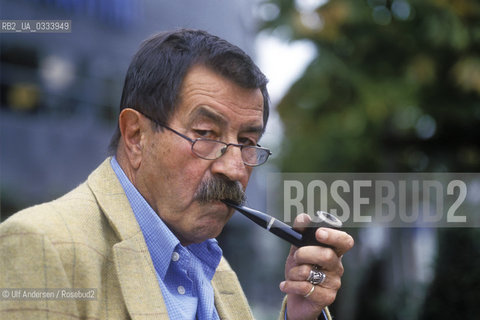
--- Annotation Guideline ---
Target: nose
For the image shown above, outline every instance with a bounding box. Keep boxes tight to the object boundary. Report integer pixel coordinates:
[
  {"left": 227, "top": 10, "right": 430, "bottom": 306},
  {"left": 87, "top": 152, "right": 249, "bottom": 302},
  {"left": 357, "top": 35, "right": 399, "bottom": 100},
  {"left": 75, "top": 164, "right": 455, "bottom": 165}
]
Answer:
[{"left": 210, "top": 144, "right": 249, "bottom": 184}]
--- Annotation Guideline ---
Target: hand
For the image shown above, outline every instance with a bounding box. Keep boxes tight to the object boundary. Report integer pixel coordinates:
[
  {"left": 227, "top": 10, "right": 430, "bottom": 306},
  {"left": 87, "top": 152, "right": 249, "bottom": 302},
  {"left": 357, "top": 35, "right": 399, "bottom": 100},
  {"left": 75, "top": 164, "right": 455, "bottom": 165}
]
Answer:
[{"left": 280, "top": 213, "right": 354, "bottom": 320}]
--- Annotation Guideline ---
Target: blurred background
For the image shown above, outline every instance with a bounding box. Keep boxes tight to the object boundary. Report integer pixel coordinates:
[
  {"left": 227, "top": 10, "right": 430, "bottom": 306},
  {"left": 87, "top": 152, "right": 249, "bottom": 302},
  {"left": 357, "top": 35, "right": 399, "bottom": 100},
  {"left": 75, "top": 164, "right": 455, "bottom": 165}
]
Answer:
[{"left": 1, "top": 0, "right": 479, "bottom": 319}]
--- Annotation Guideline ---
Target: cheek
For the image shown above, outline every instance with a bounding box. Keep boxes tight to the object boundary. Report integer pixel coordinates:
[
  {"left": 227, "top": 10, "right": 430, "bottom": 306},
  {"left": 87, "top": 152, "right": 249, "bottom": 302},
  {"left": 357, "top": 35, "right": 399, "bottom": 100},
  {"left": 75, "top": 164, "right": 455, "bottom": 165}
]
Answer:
[
  {"left": 142, "top": 138, "right": 184, "bottom": 194},
  {"left": 162, "top": 157, "right": 211, "bottom": 201},
  {"left": 149, "top": 135, "right": 189, "bottom": 177}
]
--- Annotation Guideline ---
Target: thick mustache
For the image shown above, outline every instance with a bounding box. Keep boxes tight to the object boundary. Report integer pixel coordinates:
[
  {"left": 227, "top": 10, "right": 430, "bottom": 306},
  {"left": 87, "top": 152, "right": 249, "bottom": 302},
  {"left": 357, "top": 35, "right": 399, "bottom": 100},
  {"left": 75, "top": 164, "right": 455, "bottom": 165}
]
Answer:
[{"left": 193, "top": 176, "right": 246, "bottom": 205}]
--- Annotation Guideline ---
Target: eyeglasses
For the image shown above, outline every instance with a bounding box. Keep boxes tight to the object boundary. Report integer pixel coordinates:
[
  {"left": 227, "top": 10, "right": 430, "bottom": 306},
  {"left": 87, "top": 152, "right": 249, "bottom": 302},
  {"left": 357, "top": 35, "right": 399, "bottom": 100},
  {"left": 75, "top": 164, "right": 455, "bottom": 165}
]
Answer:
[{"left": 139, "top": 111, "right": 272, "bottom": 167}]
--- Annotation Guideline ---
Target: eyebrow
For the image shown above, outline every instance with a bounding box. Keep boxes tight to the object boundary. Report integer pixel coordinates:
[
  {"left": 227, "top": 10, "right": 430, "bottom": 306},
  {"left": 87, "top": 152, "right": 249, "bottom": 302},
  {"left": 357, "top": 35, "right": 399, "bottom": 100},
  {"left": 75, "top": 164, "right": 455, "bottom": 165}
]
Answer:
[
  {"left": 188, "top": 106, "right": 227, "bottom": 128},
  {"left": 241, "top": 124, "right": 265, "bottom": 137},
  {"left": 188, "top": 105, "right": 265, "bottom": 136}
]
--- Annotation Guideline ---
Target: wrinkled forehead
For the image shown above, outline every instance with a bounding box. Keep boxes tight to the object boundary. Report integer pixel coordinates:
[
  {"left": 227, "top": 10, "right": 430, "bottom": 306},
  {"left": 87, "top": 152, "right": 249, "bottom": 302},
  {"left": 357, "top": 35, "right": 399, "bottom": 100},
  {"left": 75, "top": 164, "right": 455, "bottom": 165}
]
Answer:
[{"left": 172, "top": 65, "right": 265, "bottom": 129}]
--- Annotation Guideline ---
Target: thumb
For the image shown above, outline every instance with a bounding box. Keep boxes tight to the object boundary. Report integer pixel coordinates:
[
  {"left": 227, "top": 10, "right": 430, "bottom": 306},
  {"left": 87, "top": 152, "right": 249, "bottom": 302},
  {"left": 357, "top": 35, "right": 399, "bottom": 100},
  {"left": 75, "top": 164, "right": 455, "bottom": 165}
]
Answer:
[
  {"left": 286, "top": 213, "right": 313, "bottom": 256},
  {"left": 292, "top": 213, "right": 312, "bottom": 232}
]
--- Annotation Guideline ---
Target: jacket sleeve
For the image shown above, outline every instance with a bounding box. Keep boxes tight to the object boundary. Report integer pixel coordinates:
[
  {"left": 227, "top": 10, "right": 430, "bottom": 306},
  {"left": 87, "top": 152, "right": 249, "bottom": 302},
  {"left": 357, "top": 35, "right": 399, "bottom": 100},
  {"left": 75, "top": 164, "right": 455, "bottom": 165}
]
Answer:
[
  {"left": 0, "top": 217, "right": 80, "bottom": 320},
  {"left": 278, "top": 296, "right": 332, "bottom": 320}
]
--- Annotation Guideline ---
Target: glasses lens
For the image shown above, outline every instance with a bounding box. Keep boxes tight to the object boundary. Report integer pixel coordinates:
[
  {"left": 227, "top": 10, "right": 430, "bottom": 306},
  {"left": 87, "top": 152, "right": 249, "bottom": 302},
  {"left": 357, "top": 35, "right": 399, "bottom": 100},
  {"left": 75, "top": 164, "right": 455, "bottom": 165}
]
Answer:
[
  {"left": 192, "top": 139, "right": 226, "bottom": 160},
  {"left": 192, "top": 139, "right": 270, "bottom": 166},
  {"left": 242, "top": 146, "right": 270, "bottom": 166}
]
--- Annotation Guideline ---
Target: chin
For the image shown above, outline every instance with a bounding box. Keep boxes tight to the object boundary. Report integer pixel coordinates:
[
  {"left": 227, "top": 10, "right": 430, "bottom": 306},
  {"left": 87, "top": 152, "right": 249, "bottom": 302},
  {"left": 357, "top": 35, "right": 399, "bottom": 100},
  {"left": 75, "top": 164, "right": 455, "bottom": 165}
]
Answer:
[
  {"left": 182, "top": 202, "right": 233, "bottom": 243},
  {"left": 187, "top": 226, "right": 223, "bottom": 244},
  {"left": 196, "top": 217, "right": 229, "bottom": 240}
]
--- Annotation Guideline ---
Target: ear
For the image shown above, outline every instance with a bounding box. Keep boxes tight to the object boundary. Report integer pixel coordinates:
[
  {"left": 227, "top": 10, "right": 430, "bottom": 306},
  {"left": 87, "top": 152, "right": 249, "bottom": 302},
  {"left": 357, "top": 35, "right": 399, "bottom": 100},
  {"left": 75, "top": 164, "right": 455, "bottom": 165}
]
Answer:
[{"left": 118, "top": 108, "right": 147, "bottom": 169}]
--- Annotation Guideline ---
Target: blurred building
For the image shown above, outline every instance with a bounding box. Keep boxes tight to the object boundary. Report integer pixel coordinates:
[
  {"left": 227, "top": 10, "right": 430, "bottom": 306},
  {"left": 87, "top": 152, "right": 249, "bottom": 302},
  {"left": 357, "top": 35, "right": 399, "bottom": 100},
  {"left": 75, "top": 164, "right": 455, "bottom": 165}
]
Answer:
[
  {"left": 0, "top": 0, "right": 259, "bottom": 214},
  {"left": 1, "top": 0, "right": 287, "bottom": 318}
]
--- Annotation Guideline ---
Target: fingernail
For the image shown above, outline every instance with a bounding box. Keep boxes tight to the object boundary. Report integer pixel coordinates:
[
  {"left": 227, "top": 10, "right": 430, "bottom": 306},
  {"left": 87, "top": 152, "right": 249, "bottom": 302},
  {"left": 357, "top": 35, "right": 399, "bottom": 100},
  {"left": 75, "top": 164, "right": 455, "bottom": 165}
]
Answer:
[
  {"left": 317, "top": 229, "right": 328, "bottom": 241},
  {"left": 279, "top": 281, "right": 286, "bottom": 291}
]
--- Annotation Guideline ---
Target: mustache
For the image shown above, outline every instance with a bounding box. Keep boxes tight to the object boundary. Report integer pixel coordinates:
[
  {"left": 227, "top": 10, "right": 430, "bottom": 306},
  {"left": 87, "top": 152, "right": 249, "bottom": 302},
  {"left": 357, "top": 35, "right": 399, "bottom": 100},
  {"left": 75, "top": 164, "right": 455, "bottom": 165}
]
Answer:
[{"left": 193, "top": 175, "right": 246, "bottom": 205}]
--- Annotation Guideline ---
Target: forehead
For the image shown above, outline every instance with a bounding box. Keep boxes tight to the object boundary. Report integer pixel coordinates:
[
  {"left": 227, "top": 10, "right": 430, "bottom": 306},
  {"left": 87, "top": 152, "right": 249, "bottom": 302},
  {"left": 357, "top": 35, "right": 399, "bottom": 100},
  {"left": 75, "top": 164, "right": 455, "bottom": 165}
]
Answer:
[{"left": 173, "top": 64, "right": 264, "bottom": 129}]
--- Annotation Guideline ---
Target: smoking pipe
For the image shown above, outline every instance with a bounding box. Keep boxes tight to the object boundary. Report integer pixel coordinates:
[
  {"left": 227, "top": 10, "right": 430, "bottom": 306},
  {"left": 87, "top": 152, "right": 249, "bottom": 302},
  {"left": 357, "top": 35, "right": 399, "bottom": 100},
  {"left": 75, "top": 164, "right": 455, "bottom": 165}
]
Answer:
[{"left": 222, "top": 200, "right": 342, "bottom": 248}]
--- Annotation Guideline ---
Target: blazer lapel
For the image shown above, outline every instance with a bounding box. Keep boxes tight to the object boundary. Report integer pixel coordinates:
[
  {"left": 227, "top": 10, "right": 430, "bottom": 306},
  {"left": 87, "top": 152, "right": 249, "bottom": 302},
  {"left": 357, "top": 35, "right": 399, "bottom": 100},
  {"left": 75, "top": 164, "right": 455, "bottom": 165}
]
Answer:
[
  {"left": 212, "top": 258, "right": 254, "bottom": 320},
  {"left": 88, "top": 158, "right": 168, "bottom": 319},
  {"left": 113, "top": 234, "right": 168, "bottom": 319}
]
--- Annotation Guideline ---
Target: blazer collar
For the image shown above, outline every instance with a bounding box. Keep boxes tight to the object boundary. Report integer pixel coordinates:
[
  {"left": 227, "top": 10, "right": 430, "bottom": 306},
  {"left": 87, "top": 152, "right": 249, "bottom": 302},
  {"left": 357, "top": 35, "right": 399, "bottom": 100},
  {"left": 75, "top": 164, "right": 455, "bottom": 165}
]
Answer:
[
  {"left": 87, "top": 157, "right": 140, "bottom": 241},
  {"left": 87, "top": 158, "right": 169, "bottom": 319},
  {"left": 86, "top": 158, "right": 246, "bottom": 319}
]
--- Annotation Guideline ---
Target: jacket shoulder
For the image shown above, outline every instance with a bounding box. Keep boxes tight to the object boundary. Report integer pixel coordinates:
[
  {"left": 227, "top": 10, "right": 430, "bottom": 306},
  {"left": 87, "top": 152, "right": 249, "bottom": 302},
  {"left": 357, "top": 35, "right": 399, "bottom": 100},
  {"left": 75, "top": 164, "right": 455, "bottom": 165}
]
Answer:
[{"left": 1, "top": 182, "right": 103, "bottom": 242}]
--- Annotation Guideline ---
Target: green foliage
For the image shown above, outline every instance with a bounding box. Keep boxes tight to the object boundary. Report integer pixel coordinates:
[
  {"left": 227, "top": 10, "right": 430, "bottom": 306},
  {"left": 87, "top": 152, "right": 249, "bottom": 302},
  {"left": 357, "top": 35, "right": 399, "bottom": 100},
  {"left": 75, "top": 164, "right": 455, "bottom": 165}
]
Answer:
[
  {"left": 420, "top": 228, "right": 480, "bottom": 319},
  {"left": 261, "top": 0, "right": 480, "bottom": 172},
  {"left": 260, "top": 0, "right": 480, "bottom": 319}
]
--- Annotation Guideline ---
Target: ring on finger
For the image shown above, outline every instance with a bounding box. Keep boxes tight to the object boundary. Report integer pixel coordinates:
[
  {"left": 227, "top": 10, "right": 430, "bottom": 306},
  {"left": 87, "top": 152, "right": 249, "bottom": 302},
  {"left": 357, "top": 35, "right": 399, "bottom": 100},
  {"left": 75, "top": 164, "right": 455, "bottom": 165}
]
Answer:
[
  {"left": 304, "top": 284, "right": 315, "bottom": 298},
  {"left": 306, "top": 266, "right": 326, "bottom": 285}
]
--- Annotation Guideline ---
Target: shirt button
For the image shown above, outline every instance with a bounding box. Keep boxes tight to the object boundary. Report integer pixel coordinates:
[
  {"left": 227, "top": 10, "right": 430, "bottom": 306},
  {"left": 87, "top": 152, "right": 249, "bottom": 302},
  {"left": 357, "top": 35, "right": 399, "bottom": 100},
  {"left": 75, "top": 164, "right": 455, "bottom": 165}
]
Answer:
[
  {"left": 177, "top": 286, "right": 185, "bottom": 295},
  {"left": 171, "top": 252, "right": 180, "bottom": 262}
]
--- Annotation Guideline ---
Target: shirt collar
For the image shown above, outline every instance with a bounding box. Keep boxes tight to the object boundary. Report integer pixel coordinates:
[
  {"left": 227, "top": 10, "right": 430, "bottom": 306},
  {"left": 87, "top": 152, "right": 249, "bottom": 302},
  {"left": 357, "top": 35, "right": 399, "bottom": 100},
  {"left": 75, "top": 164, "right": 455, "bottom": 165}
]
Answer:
[
  {"left": 188, "top": 240, "right": 222, "bottom": 280},
  {"left": 110, "top": 156, "right": 222, "bottom": 281}
]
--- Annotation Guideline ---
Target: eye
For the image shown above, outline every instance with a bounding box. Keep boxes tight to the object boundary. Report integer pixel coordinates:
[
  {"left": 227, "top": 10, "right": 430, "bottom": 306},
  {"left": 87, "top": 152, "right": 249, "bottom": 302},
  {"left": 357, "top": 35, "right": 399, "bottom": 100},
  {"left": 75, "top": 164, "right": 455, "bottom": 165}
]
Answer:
[
  {"left": 238, "top": 137, "right": 257, "bottom": 146},
  {"left": 195, "top": 129, "right": 208, "bottom": 136},
  {"left": 194, "top": 129, "right": 216, "bottom": 139}
]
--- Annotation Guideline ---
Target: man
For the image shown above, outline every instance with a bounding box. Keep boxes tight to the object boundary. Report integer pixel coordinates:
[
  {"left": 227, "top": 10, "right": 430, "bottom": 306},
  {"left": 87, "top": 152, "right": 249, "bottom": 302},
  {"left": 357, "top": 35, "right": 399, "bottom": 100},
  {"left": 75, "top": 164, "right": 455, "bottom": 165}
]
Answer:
[{"left": 0, "top": 29, "right": 353, "bottom": 319}]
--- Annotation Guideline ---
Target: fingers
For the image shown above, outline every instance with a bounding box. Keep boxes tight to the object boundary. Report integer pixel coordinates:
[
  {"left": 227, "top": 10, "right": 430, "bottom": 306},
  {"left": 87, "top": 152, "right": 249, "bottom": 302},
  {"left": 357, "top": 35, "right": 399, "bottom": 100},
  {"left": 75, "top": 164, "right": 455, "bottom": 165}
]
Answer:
[
  {"left": 291, "top": 213, "right": 354, "bottom": 256},
  {"left": 314, "top": 228, "right": 354, "bottom": 256},
  {"left": 282, "top": 214, "right": 354, "bottom": 319},
  {"left": 286, "top": 265, "right": 341, "bottom": 290},
  {"left": 293, "top": 246, "right": 343, "bottom": 272},
  {"left": 280, "top": 280, "right": 337, "bottom": 306},
  {"left": 292, "top": 213, "right": 312, "bottom": 231},
  {"left": 286, "top": 216, "right": 354, "bottom": 275},
  {"left": 286, "top": 264, "right": 312, "bottom": 282}
]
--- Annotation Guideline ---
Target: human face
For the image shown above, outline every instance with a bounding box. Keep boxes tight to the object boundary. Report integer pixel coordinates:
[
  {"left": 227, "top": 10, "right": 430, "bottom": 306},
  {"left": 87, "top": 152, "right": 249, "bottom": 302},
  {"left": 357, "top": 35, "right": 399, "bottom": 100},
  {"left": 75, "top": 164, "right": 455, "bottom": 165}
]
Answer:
[{"left": 137, "top": 64, "right": 265, "bottom": 246}]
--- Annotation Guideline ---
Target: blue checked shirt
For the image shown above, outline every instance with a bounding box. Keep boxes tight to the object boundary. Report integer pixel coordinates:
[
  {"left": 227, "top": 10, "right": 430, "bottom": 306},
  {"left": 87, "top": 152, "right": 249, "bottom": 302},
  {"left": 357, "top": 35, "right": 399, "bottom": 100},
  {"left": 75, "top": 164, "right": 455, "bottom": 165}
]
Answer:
[{"left": 111, "top": 157, "right": 222, "bottom": 320}]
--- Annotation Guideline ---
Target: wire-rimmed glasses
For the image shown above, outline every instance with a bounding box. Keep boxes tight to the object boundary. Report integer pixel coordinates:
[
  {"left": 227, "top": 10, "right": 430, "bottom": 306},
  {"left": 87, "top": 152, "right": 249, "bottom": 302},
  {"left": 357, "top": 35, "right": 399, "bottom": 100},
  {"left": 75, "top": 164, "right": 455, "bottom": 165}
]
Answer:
[{"left": 140, "top": 111, "right": 272, "bottom": 167}]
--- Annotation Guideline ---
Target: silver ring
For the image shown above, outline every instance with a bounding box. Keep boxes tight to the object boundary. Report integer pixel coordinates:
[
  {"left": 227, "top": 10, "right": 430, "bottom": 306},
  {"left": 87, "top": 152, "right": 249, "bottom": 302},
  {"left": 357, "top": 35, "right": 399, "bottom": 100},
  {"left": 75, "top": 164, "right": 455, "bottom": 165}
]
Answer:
[
  {"left": 306, "top": 266, "right": 326, "bottom": 286},
  {"left": 304, "top": 284, "right": 315, "bottom": 298}
]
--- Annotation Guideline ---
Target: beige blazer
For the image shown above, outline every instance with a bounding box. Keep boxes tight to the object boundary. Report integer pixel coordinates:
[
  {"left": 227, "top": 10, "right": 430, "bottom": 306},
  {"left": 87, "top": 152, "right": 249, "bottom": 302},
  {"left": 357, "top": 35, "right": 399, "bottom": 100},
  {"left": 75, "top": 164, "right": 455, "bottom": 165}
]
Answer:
[{"left": 0, "top": 158, "right": 257, "bottom": 319}]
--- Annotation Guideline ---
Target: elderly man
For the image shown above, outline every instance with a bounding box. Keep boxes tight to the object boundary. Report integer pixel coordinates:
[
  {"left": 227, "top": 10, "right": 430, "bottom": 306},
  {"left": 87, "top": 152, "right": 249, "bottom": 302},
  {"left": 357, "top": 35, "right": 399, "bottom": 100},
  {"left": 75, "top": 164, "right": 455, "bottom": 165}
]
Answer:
[{"left": 0, "top": 29, "right": 353, "bottom": 320}]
